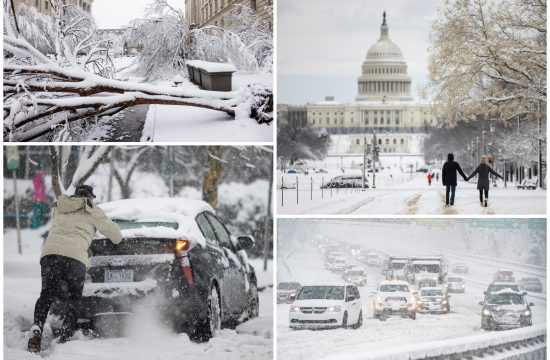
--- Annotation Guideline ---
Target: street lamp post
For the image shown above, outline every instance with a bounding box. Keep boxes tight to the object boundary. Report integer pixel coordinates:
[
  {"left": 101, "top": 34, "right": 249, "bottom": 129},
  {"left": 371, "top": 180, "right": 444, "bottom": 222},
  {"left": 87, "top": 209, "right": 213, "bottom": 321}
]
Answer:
[{"left": 490, "top": 120, "right": 495, "bottom": 185}]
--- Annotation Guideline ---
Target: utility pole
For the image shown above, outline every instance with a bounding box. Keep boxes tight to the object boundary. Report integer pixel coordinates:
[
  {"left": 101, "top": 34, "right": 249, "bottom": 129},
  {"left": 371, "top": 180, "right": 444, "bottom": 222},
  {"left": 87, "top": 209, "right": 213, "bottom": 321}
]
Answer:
[
  {"left": 168, "top": 147, "right": 174, "bottom": 197},
  {"left": 538, "top": 101, "right": 543, "bottom": 189}
]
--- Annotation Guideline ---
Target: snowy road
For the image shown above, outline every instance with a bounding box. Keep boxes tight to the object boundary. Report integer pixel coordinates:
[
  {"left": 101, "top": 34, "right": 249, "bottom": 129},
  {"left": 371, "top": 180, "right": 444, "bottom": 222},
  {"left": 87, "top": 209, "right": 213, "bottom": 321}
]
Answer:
[
  {"left": 3, "top": 229, "right": 273, "bottom": 360},
  {"left": 276, "top": 240, "right": 546, "bottom": 360},
  {"left": 277, "top": 170, "right": 546, "bottom": 215}
]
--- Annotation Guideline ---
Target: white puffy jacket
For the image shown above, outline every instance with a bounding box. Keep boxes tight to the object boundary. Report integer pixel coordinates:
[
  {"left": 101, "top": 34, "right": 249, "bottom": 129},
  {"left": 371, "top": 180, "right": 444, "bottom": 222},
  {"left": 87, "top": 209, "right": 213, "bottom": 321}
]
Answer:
[{"left": 41, "top": 195, "right": 122, "bottom": 268}]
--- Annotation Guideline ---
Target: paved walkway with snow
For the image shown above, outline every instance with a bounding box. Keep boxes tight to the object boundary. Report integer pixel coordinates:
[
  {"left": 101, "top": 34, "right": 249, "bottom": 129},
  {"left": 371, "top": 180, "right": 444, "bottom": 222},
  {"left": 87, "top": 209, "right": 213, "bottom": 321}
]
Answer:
[{"left": 277, "top": 171, "right": 546, "bottom": 215}]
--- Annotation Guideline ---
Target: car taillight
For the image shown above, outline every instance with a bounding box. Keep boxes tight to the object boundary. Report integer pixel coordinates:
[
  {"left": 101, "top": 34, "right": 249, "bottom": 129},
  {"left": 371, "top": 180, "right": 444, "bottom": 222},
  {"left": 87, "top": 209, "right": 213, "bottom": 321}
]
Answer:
[{"left": 175, "top": 239, "right": 193, "bottom": 286}]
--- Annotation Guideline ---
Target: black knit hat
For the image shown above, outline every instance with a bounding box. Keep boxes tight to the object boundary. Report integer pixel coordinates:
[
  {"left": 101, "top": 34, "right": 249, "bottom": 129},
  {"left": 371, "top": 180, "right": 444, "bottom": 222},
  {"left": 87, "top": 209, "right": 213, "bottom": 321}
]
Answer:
[{"left": 74, "top": 185, "right": 96, "bottom": 199}]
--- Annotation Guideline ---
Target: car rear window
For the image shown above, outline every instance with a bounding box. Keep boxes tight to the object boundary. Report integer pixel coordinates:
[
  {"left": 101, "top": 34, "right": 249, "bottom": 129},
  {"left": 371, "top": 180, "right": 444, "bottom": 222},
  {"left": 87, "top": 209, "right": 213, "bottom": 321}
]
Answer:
[
  {"left": 114, "top": 220, "right": 178, "bottom": 230},
  {"left": 91, "top": 238, "right": 176, "bottom": 256}
]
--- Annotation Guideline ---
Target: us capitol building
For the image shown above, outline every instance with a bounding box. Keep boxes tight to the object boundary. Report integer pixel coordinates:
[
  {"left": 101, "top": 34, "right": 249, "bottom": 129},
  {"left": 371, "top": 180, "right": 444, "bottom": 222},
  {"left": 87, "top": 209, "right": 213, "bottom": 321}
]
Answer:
[{"left": 279, "top": 12, "right": 437, "bottom": 156}]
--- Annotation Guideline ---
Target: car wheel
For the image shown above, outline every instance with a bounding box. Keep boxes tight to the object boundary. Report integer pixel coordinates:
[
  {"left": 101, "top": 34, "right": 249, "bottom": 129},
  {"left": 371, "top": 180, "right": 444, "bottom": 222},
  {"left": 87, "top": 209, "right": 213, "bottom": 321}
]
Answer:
[
  {"left": 355, "top": 311, "right": 363, "bottom": 329},
  {"left": 342, "top": 312, "right": 348, "bottom": 329},
  {"left": 247, "top": 282, "right": 259, "bottom": 319},
  {"left": 195, "top": 285, "right": 222, "bottom": 341}
]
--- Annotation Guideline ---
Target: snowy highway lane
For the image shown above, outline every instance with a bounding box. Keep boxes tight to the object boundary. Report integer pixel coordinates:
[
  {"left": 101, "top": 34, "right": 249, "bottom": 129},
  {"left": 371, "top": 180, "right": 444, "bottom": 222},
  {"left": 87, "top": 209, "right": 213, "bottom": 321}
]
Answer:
[
  {"left": 277, "top": 170, "right": 546, "bottom": 215},
  {"left": 276, "top": 242, "right": 546, "bottom": 360},
  {"left": 3, "top": 229, "right": 273, "bottom": 360}
]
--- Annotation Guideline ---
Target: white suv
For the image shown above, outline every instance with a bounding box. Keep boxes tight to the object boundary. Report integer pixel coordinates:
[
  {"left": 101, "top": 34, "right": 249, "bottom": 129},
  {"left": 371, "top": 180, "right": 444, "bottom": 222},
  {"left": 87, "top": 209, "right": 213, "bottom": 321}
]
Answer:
[
  {"left": 289, "top": 284, "right": 363, "bottom": 329},
  {"left": 372, "top": 280, "right": 416, "bottom": 320}
]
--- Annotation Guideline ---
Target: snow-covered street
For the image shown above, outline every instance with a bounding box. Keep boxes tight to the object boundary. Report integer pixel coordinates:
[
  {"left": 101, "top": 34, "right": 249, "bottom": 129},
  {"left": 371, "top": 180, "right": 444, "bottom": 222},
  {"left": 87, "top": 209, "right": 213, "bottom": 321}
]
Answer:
[
  {"left": 277, "top": 169, "right": 546, "bottom": 215},
  {"left": 276, "top": 220, "right": 546, "bottom": 360},
  {"left": 3, "top": 228, "right": 273, "bottom": 360}
]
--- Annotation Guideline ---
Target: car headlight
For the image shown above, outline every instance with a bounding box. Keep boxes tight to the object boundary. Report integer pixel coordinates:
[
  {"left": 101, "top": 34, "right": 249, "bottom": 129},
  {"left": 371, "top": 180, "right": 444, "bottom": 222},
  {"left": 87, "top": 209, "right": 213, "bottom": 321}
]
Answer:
[
  {"left": 408, "top": 296, "right": 416, "bottom": 304},
  {"left": 483, "top": 309, "right": 492, "bottom": 316},
  {"left": 523, "top": 310, "right": 531, "bottom": 316},
  {"left": 290, "top": 306, "right": 300, "bottom": 313},
  {"left": 376, "top": 296, "right": 383, "bottom": 303},
  {"left": 441, "top": 300, "right": 448, "bottom": 304},
  {"left": 327, "top": 305, "right": 341, "bottom": 312},
  {"left": 289, "top": 292, "right": 296, "bottom": 297},
  {"left": 461, "top": 284, "right": 465, "bottom": 288}
]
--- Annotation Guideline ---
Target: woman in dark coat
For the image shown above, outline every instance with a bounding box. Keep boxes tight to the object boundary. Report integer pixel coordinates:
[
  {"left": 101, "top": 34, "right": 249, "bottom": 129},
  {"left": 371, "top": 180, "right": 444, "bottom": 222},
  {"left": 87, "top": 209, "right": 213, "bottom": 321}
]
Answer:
[{"left": 466, "top": 156, "right": 503, "bottom": 207}]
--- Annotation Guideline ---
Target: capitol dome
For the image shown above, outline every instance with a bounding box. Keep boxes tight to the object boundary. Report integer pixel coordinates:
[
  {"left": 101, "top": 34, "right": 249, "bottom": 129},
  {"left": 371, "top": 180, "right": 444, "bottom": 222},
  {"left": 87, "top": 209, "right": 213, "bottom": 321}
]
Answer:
[{"left": 356, "top": 12, "right": 413, "bottom": 102}]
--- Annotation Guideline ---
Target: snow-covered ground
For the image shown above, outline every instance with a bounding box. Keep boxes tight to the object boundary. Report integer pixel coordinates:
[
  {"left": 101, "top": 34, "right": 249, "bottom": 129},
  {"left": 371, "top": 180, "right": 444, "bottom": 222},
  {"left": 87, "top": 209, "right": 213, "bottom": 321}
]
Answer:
[
  {"left": 141, "top": 73, "right": 273, "bottom": 142},
  {"left": 277, "top": 162, "right": 546, "bottom": 215},
  {"left": 3, "top": 228, "right": 273, "bottom": 360},
  {"left": 276, "top": 222, "right": 546, "bottom": 360},
  {"left": 71, "top": 57, "right": 273, "bottom": 142}
]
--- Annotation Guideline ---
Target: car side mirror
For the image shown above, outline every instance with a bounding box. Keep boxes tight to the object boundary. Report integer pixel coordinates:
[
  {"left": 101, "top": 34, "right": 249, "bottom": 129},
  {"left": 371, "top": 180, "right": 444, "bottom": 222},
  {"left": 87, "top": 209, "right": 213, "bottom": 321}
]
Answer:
[
  {"left": 478, "top": 301, "right": 484, "bottom": 306},
  {"left": 523, "top": 292, "right": 528, "bottom": 296},
  {"left": 347, "top": 295, "right": 355, "bottom": 302},
  {"left": 290, "top": 294, "right": 296, "bottom": 301},
  {"left": 483, "top": 291, "right": 487, "bottom": 295},
  {"left": 237, "top": 235, "right": 255, "bottom": 250},
  {"left": 529, "top": 303, "right": 535, "bottom": 307}
]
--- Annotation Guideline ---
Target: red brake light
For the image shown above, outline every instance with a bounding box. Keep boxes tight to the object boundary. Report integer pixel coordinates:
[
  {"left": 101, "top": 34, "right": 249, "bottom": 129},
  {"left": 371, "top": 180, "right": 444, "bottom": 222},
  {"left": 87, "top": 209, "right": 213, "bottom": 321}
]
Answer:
[{"left": 176, "top": 239, "right": 190, "bottom": 251}]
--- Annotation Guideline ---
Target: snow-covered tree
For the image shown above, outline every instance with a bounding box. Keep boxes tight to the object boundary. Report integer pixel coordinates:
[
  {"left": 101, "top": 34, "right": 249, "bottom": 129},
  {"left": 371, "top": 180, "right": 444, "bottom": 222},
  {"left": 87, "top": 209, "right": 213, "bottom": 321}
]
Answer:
[
  {"left": 278, "top": 123, "right": 332, "bottom": 166},
  {"left": 3, "top": 0, "right": 272, "bottom": 142},
  {"left": 124, "top": 1, "right": 273, "bottom": 78},
  {"left": 428, "top": 0, "right": 546, "bottom": 126}
]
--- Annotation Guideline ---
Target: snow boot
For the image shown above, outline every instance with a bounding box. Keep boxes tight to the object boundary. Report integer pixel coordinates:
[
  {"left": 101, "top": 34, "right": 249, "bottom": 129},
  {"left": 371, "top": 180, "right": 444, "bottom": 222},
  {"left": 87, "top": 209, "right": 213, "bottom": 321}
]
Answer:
[
  {"left": 484, "top": 199, "right": 488, "bottom": 207},
  {"left": 27, "top": 325, "right": 42, "bottom": 353},
  {"left": 480, "top": 201, "right": 484, "bottom": 207}
]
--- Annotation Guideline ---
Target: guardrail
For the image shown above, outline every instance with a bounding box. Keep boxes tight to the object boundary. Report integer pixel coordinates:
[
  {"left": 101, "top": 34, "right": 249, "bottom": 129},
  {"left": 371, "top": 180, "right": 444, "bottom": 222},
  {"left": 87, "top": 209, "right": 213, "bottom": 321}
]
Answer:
[{"left": 320, "top": 324, "right": 546, "bottom": 360}]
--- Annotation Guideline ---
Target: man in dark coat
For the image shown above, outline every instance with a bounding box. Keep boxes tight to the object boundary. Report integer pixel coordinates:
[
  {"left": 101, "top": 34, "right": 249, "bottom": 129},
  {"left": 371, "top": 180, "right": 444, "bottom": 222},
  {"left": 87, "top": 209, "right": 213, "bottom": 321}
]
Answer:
[
  {"left": 441, "top": 153, "right": 468, "bottom": 207},
  {"left": 466, "top": 156, "right": 503, "bottom": 207}
]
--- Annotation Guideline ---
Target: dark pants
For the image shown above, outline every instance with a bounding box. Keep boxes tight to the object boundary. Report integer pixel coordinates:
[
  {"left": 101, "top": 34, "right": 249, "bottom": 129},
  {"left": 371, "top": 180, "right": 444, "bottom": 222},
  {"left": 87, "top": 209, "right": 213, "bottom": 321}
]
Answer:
[
  {"left": 445, "top": 185, "right": 456, "bottom": 205},
  {"left": 479, "top": 189, "right": 489, "bottom": 202},
  {"left": 34, "top": 255, "right": 86, "bottom": 339}
]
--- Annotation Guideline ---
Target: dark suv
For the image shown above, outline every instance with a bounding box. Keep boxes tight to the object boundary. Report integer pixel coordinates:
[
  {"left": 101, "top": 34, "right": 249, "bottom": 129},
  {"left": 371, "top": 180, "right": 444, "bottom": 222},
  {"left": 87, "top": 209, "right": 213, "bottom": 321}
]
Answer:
[{"left": 72, "top": 198, "right": 259, "bottom": 341}]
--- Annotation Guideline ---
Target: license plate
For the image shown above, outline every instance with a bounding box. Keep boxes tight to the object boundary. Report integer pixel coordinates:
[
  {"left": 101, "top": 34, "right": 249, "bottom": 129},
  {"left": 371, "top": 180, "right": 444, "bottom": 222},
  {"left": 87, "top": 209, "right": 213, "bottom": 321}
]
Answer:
[
  {"left": 104, "top": 269, "right": 133, "bottom": 283},
  {"left": 391, "top": 304, "right": 400, "bottom": 311}
]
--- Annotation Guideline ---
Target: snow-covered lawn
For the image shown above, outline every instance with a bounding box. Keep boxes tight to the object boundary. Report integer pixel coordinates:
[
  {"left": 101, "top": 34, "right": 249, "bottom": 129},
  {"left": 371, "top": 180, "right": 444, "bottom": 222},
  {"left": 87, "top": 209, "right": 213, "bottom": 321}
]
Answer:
[
  {"left": 141, "top": 72, "right": 272, "bottom": 142},
  {"left": 3, "top": 229, "right": 273, "bottom": 360},
  {"left": 276, "top": 237, "right": 546, "bottom": 360},
  {"left": 276, "top": 167, "right": 546, "bottom": 215}
]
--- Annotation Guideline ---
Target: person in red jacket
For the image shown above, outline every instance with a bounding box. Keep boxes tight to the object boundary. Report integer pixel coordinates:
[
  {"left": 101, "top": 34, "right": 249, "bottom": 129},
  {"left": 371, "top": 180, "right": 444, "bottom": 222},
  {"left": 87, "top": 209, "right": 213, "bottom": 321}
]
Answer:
[{"left": 427, "top": 172, "right": 433, "bottom": 186}]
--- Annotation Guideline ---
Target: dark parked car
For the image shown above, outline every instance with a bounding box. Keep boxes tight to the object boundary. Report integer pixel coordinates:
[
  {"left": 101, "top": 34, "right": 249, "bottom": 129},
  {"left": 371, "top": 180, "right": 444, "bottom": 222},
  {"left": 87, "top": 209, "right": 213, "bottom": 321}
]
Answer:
[
  {"left": 518, "top": 277, "right": 543, "bottom": 293},
  {"left": 321, "top": 174, "right": 369, "bottom": 189},
  {"left": 479, "top": 289, "right": 534, "bottom": 331},
  {"left": 69, "top": 198, "right": 258, "bottom": 341}
]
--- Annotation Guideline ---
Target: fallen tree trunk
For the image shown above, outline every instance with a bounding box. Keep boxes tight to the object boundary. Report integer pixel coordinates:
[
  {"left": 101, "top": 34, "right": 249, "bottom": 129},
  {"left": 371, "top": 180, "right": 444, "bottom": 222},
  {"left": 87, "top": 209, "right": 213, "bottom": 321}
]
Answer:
[{"left": 3, "top": 35, "right": 273, "bottom": 142}]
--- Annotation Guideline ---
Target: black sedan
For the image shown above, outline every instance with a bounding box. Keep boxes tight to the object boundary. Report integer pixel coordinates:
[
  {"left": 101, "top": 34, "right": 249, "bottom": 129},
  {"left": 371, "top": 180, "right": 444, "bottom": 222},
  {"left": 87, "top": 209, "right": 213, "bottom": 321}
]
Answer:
[{"left": 69, "top": 198, "right": 259, "bottom": 341}]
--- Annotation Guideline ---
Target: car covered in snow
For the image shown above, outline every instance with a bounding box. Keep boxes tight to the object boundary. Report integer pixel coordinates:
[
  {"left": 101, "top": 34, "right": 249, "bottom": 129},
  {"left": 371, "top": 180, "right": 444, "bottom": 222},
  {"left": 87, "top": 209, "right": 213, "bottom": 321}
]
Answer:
[
  {"left": 372, "top": 280, "right": 416, "bottom": 320},
  {"left": 451, "top": 262, "right": 469, "bottom": 274},
  {"left": 331, "top": 257, "right": 347, "bottom": 273},
  {"left": 343, "top": 267, "right": 367, "bottom": 287},
  {"left": 74, "top": 198, "right": 259, "bottom": 340},
  {"left": 366, "top": 252, "right": 380, "bottom": 267},
  {"left": 289, "top": 284, "right": 363, "bottom": 329},
  {"left": 479, "top": 289, "right": 534, "bottom": 330},
  {"left": 484, "top": 282, "right": 525, "bottom": 301},
  {"left": 444, "top": 276, "right": 465, "bottom": 293},
  {"left": 320, "top": 174, "right": 369, "bottom": 189},
  {"left": 518, "top": 277, "right": 543, "bottom": 293},
  {"left": 493, "top": 269, "right": 515, "bottom": 283},
  {"left": 416, "top": 287, "right": 451, "bottom": 314},
  {"left": 277, "top": 282, "right": 302, "bottom": 304}
]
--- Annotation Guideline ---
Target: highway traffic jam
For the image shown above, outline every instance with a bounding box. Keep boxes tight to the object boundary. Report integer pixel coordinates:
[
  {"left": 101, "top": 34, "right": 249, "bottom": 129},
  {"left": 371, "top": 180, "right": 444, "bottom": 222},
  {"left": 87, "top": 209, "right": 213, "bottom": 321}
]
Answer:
[{"left": 276, "top": 235, "right": 546, "bottom": 358}]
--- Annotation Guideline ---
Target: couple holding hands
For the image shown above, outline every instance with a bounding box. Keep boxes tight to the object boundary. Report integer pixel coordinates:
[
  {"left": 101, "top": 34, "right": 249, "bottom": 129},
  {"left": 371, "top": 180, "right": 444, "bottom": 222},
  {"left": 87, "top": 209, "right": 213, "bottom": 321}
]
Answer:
[{"left": 442, "top": 153, "right": 503, "bottom": 208}]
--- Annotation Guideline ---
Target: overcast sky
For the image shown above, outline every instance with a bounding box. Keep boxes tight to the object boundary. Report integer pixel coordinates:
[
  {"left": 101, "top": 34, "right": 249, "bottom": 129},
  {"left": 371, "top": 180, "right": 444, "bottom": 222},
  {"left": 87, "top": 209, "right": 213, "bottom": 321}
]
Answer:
[
  {"left": 278, "top": 0, "right": 442, "bottom": 104},
  {"left": 93, "top": 0, "right": 183, "bottom": 29}
]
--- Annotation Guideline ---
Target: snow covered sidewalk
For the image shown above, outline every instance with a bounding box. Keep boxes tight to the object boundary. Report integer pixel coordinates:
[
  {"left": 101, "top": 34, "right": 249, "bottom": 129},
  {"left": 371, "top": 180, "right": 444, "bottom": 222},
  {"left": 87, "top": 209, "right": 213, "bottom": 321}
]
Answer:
[
  {"left": 140, "top": 73, "right": 273, "bottom": 142},
  {"left": 277, "top": 171, "right": 546, "bottom": 215}
]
